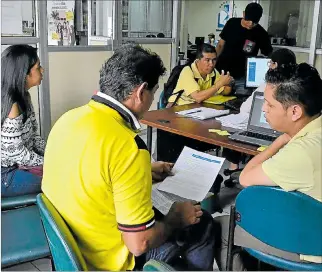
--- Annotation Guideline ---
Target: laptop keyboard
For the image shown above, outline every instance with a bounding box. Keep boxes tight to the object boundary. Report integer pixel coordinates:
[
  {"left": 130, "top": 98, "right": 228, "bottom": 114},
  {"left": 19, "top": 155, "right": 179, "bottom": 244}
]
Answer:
[{"left": 240, "top": 131, "right": 276, "bottom": 142}]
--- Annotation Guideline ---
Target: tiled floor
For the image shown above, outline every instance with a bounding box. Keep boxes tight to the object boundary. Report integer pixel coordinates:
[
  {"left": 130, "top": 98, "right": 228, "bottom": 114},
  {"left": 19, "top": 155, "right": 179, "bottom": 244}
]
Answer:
[
  {"left": 3, "top": 258, "right": 52, "bottom": 271},
  {"left": 4, "top": 130, "right": 241, "bottom": 271}
]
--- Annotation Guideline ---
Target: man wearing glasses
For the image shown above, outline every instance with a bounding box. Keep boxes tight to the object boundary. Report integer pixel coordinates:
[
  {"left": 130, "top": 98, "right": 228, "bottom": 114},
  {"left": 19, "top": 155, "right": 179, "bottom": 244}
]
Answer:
[{"left": 215, "top": 3, "right": 273, "bottom": 81}]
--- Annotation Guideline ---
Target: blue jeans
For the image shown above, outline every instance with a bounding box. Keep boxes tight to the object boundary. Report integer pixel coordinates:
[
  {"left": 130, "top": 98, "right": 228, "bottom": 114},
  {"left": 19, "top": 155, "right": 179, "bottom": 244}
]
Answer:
[
  {"left": 135, "top": 211, "right": 216, "bottom": 270},
  {"left": 1, "top": 166, "right": 42, "bottom": 197}
]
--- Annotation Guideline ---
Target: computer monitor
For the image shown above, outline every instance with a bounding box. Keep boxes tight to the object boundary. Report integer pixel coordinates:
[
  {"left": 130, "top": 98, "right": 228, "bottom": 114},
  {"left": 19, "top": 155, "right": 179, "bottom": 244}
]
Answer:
[
  {"left": 246, "top": 57, "right": 270, "bottom": 88},
  {"left": 195, "top": 37, "right": 205, "bottom": 47}
]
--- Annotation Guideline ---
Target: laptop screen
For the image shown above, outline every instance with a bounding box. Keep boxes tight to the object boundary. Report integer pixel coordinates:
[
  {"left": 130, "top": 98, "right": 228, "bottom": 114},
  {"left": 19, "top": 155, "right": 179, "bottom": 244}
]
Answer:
[
  {"left": 246, "top": 57, "right": 270, "bottom": 88},
  {"left": 249, "top": 93, "right": 272, "bottom": 130}
]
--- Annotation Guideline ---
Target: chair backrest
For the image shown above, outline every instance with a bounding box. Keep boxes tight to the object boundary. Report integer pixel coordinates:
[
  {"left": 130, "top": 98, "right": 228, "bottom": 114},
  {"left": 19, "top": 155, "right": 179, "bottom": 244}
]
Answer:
[
  {"left": 235, "top": 186, "right": 322, "bottom": 256},
  {"left": 158, "top": 90, "right": 166, "bottom": 109},
  {"left": 36, "top": 194, "right": 88, "bottom": 271}
]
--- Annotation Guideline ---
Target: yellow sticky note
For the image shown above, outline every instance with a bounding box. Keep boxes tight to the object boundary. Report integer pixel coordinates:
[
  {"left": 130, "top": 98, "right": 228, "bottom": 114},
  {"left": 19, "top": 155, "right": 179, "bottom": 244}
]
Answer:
[
  {"left": 209, "top": 129, "right": 231, "bottom": 136},
  {"left": 52, "top": 32, "right": 59, "bottom": 40},
  {"left": 217, "top": 130, "right": 231, "bottom": 136},
  {"left": 257, "top": 146, "right": 268, "bottom": 152},
  {"left": 66, "top": 11, "right": 74, "bottom": 21}
]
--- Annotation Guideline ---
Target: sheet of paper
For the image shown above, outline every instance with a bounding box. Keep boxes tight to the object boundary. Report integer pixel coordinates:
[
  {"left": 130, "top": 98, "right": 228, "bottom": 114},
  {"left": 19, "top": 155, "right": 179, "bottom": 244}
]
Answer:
[
  {"left": 151, "top": 183, "right": 174, "bottom": 215},
  {"left": 158, "top": 147, "right": 225, "bottom": 202},
  {"left": 176, "top": 107, "right": 230, "bottom": 120},
  {"left": 2, "top": 1, "right": 23, "bottom": 35},
  {"left": 217, "top": 113, "right": 249, "bottom": 130},
  {"left": 152, "top": 183, "right": 215, "bottom": 215}
]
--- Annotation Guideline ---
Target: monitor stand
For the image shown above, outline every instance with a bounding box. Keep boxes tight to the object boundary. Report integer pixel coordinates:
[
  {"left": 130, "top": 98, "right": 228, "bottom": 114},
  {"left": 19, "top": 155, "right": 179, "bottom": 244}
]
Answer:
[{"left": 233, "top": 77, "right": 255, "bottom": 97}]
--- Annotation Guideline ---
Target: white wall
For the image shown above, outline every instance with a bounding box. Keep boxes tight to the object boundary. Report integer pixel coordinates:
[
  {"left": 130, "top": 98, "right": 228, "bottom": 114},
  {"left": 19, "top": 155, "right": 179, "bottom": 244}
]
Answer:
[
  {"left": 139, "top": 44, "right": 172, "bottom": 111},
  {"left": 48, "top": 51, "right": 113, "bottom": 125},
  {"left": 187, "top": 0, "right": 252, "bottom": 43},
  {"left": 48, "top": 44, "right": 172, "bottom": 126},
  {"left": 314, "top": 54, "right": 322, "bottom": 75}
]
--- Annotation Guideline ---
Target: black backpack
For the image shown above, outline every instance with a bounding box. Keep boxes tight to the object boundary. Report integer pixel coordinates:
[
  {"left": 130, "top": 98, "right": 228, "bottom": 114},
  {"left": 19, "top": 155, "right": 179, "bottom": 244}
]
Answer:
[{"left": 162, "top": 62, "right": 216, "bottom": 106}]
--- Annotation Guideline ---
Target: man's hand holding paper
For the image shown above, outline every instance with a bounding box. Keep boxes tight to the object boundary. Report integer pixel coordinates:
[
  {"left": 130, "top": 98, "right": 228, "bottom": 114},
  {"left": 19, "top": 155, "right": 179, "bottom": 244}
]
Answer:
[{"left": 151, "top": 161, "right": 174, "bottom": 182}]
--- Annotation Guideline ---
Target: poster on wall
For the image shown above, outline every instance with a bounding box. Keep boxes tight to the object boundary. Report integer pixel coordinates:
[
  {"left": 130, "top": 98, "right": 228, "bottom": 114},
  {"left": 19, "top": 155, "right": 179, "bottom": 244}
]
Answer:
[
  {"left": 216, "top": 1, "right": 237, "bottom": 31},
  {"left": 47, "top": 1, "right": 75, "bottom": 46}
]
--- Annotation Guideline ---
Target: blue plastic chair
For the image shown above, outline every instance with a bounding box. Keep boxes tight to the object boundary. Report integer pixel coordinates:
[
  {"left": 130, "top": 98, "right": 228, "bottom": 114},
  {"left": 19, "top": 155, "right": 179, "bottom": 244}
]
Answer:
[
  {"left": 158, "top": 90, "right": 166, "bottom": 109},
  {"left": 226, "top": 186, "right": 322, "bottom": 271},
  {"left": 37, "top": 193, "right": 88, "bottom": 271},
  {"left": 1, "top": 194, "right": 50, "bottom": 268},
  {"left": 37, "top": 193, "right": 176, "bottom": 271}
]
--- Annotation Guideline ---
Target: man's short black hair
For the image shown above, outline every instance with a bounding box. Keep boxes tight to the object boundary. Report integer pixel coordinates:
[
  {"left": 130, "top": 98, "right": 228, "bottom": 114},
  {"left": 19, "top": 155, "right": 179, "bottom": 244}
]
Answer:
[
  {"left": 244, "top": 3, "right": 263, "bottom": 24},
  {"left": 269, "top": 48, "right": 296, "bottom": 66},
  {"left": 99, "top": 44, "right": 166, "bottom": 102},
  {"left": 265, "top": 63, "right": 322, "bottom": 117},
  {"left": 196, "top": 43, "right": 217, "bottom": 59}
]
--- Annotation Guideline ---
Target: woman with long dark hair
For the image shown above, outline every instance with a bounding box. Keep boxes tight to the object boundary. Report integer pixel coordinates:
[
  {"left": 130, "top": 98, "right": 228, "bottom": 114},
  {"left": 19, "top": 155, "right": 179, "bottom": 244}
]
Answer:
[{"left": 1, "top": 44, "right": 45, "bottom": 197}]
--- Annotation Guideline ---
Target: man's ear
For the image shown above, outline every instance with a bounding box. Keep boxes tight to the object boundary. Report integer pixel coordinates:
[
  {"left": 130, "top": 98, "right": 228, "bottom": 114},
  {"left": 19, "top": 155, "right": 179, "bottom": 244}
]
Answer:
[
  {"left": 136, "top": 82, "right": 147, "bottom": 102},
  {"left": 290, "top": 104, "right": 303, "bottom": 122}
]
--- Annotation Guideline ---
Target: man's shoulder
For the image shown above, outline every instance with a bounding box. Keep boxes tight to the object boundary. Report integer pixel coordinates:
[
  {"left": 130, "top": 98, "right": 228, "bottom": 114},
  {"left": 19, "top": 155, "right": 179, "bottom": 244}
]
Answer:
[
  {"left": 178, "top": 64, "right": 195, "bottom": 78},
  {"left": 227, "top": 17, "right": 241, "bottom": 25},
  {"left": 255, "top": 24, "right": 268, "bottom": 35}
]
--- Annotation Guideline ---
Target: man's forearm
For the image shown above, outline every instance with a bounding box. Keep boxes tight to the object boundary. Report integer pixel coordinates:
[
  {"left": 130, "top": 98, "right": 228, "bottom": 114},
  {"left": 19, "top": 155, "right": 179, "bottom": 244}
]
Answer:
[
  {"left": 190, "top": 82, "right": 223, "bottom": 103},
  {"left": 141, "top": 209, "right": 182, "bottom": 252},
  {"left": 243, "top": 135, "right": 288, "bottom": 174},
  {"left": 216, "top": 41, "right": 224, "bottom": 57}
]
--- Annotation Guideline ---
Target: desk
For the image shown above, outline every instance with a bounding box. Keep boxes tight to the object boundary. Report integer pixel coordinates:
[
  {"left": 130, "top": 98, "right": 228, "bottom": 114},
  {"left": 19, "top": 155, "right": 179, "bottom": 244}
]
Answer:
[{"left": 141, "top": 103, "right": 259, "bottom": 156}]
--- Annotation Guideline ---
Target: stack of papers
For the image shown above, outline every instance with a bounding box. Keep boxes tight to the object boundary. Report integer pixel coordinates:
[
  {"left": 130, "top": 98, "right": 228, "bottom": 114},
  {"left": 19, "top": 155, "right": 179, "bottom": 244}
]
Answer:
[
  {"left": 151, "top": 147, "right": 225, "bottom": 215},
  {"left": 217, "top": 112, "right": 249, "bottom": 130},
  {"left": 176, "top": 107, "right": 230, "bottom": 120}
]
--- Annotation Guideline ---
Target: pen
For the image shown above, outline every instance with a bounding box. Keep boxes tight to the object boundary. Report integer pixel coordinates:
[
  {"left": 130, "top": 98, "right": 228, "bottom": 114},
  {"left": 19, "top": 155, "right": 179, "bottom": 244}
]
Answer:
[{"left": 185, "top": 110, "right": 202, "bottom": 115}]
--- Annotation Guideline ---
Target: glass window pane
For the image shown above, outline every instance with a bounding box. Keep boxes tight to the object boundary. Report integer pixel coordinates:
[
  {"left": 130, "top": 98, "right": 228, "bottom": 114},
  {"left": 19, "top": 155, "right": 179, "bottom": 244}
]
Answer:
[
  {"left": 267, "top": 0, "right": 315, "bottom": 48},
  {"left": 47, "top": 0, "right": 88, "bottom": 46},
  {"left": 89, "top": 0, "right": 114, "bottom": 46},
  {"left": 1, "top": 0, "right": 36, "bottom": 37},
  {"left": 122, "top": 0, "right": 173, "bottom": 38},
  {"left": 317, "top": 1, "right": 322, "bottom": 49}
]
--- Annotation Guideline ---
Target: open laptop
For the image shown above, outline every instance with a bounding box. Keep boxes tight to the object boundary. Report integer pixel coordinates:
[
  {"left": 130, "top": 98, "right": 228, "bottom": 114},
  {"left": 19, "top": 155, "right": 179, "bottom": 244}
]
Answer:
[{"left": 229, "top": 92, "right": 281, "bottom": 146}]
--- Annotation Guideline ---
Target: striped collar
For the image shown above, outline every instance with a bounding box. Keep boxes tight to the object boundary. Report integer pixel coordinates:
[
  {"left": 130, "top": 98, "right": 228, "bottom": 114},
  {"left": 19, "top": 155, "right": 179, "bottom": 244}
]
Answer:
[{"left": 91, "top": 92, "right": 141, "bottom": 131}]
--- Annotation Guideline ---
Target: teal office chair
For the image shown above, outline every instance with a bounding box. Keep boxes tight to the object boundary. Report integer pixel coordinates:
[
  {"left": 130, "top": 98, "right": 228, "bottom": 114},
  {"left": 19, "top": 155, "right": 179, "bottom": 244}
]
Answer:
[
  {"left": 37, "top": 193, "right": 88, "bottom": 271},
  {"left": 226, "top": 186, "right": 322, "bottom": 271},
  {"left": 1, "top": 194, "right": 50, "bottom": 268},
  {"left": 37, "top": 193, "right": 176, "bottom": 271},
  {"left": 158, "top": 90, "right": 166, "bottom": 109}
]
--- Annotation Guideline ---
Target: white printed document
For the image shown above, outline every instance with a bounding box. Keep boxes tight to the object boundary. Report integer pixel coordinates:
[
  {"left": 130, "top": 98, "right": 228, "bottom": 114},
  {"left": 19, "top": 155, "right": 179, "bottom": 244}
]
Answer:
[
  {"left": 151, "top": 147, "right": 225, "bottom": 214},
  {"left": 176, "top": 107, "right": 229, "bottom": 120}
]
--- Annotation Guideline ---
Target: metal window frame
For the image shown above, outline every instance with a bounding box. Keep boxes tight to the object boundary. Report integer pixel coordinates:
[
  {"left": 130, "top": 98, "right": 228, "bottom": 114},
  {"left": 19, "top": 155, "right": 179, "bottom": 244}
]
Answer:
[
  {"left": 7, "top": 0, "right": 321, "bottom": 138},
  {"left": 258, "top": 0, "right": 321, "bottom": 66}
]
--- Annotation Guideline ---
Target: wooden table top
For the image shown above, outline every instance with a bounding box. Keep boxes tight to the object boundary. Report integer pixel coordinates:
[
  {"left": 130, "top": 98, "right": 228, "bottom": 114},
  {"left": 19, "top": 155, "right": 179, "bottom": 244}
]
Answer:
[{"left": 141, "top": 103, "right": 259, "bottom": 156}]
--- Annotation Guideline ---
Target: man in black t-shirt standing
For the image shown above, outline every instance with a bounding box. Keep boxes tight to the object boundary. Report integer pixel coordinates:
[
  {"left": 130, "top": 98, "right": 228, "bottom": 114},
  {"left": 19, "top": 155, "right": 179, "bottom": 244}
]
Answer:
[{"left": 215, "top": 3, "right": 273, "bottom": 80}]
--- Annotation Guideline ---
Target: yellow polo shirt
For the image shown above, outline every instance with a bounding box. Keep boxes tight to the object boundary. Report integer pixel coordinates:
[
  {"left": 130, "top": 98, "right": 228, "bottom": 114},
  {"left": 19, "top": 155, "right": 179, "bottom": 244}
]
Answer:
[
  {"left": 168, "top": 61, "right": 225, "bottom": 105},
  {"left": 42, "top": 93, "right": 155, "bottom": 271},
  {"left": 262, "top": 115, "right": 322, "bottom": 263}
]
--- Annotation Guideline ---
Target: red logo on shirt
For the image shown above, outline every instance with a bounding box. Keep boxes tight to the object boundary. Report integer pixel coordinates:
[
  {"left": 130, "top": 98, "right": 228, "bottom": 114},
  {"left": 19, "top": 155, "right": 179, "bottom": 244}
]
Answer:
[{"left": 243, "top": 39, "right": 256, "bottom": 53}]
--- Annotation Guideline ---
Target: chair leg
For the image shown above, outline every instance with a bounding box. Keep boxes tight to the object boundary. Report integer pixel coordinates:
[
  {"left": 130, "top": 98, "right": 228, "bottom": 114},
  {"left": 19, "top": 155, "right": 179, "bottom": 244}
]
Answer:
[
  {"left": 50, "top": 257, "right": 55, "bottom": 271},
  {"left": 226, "top": 205, "right": 236, "bottom": 271}
]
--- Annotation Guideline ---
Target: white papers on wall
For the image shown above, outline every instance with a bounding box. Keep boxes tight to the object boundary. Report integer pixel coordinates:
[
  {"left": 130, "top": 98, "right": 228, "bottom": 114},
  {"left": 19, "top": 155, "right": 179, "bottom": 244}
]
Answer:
[
  {"left": 47, "top": 0, "right": 76, "bottom": 46},
  {"left": 2, "top": 1, "right": 23, "bottom": 35}
]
